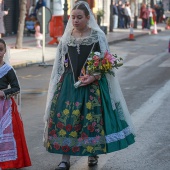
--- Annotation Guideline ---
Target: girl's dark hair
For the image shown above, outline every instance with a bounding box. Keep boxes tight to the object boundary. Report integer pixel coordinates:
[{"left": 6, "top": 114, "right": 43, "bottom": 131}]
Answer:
[
  {"left": 73, "top": 3, "right": 89, "bottom": 17},
  {"left": 0, "top": 38, "right": 6, "bottom": 50}
]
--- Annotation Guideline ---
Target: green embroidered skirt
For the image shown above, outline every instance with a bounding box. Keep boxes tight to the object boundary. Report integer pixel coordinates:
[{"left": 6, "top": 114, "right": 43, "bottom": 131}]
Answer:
[{"left": 47, "top": 70, "right": 135, "bottom": 156}]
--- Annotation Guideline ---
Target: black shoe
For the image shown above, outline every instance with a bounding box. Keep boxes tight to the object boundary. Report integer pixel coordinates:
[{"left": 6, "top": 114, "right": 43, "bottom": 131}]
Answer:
[
  {"left": 88, "top": 155, "right": 99, "bottom": 166},
  {"left": 55, "top": 161, "right": 70, "bottom": 170}
]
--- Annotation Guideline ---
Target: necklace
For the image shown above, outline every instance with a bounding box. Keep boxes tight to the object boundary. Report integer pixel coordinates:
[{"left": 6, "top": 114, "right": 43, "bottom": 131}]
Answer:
[
  {"left": 73, "top": 27, "right": 89, "bottom": 54},
  {"left": 75, "top": 27, "right": 89, "bottom": 37}
]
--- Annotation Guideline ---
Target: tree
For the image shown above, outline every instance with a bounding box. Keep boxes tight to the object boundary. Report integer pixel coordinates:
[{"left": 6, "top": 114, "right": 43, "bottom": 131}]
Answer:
[{"left": 15, "top": 0, "right": 27, "bottom": 49}]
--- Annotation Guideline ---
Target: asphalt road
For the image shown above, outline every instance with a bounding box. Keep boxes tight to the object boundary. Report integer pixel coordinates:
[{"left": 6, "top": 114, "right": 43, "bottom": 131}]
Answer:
[{"left": 16, "top": 30, "right": 170, "bottom": 170}]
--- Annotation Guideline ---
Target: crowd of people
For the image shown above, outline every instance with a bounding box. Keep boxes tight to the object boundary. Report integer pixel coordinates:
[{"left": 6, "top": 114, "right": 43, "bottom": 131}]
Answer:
[
  {"left": 140, "top": 2, "right": 165, "bottom": 30},
  {"left": 112, "top": 0, "right": 132, "bottom": 29},
  {"left": 112, "top": 0, "right": 166, "bottom": 30}
]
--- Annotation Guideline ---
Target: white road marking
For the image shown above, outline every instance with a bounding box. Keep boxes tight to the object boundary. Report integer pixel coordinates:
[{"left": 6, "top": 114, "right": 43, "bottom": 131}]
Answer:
[
  {"left": 123, "top": 55, "right": 155, "bottom": 66},
  {"left": 132, "top": 80, "right": 170, "bottom": 130},
  {"left": 159, "top": 57, "right": 170, "bottom": 67}
]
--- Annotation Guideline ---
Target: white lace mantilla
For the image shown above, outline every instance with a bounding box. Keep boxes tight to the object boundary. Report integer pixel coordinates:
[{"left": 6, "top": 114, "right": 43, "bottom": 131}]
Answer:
[
  {"left": 68, "top": 30, "right": 98, "bottom": 47},
  {"left": 0, "top": 63, "right": 12, "bottom": 79}
]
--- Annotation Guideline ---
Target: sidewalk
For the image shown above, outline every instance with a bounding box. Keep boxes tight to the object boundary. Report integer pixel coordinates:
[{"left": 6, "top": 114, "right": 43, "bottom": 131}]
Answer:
[{"left": 3, "top": 22, "right": 166, "bottom": 69}]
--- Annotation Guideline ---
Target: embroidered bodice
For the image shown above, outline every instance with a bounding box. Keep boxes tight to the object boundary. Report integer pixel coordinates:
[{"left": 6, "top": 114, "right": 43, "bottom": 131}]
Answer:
[
  {"left": 65, "top": 30, "right": 101, "bottom": 82},
  {"left": 0, "top": 63, "right": 20, "bottom": 98},
  {"left": 68, "top": 29, "right": 99, "bottom": 47}
]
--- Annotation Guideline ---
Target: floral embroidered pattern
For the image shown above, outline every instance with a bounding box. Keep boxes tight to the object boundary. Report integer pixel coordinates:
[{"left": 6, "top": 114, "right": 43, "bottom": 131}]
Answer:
[
  {"left": 48, "top": 79, "right": 106, "bottom": 155},
  {"left": 47, "top": 73, "right": 135, "bottom": 156}
]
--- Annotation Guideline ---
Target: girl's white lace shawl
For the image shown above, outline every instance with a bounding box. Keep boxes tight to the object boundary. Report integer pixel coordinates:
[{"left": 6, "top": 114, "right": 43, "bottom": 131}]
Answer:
[{"left": 44, "top": 1, "right": 135, "bottom": 139}]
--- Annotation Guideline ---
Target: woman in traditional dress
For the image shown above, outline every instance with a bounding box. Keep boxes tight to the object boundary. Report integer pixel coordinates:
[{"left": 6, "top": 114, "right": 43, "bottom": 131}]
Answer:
[
  {"left": 0, "top": 0, "right": 8, "bottom": 38},
  {"left": 44, "top": 1, "right": 135, "bottom": 170},
  {"left": 0, "top": 38, "right": 31, "bottom": 169}
]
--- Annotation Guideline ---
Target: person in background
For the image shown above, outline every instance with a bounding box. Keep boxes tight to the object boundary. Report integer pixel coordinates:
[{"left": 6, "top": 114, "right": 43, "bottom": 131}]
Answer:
[
  {"left": 43, "top": 1, "right": 135, "bottom": 170},
  {"left": 29, "top": 4, "right": 35, "bottom": 17},
  {"left": 34, "top": 21, "right": 43, "bottom": 48},
  {"left": 34, "top": 0, "right": 46, "bottom": 16},
  {"left": 0, "top": 38, "right": 31, "bottom": 170},
  {"left": 147, "top": 4, "right": 153, "bottom": 29},
  {"left": 117, "top": 0, "right": 124, "bottom": 28},
  {"left": 112, "top": 1, "right": 118, "bottom": 29},
  {"left": 0, "top": 0, "right": 8, "bottom": 38},
  {"left": 154, "top": 4, "right": 160, "bottom": 23},
  {"left": 124, "top": 1, "right": 131, "bottom": 28},
  {"left": 140, "top": 3, "right": 149, "bottom": 29},
  {"left": 159, "top": 3, "right": 164, "bottom": 23}
]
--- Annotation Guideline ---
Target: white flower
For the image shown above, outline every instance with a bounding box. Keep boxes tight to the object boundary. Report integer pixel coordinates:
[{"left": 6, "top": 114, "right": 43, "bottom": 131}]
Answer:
[
  {"left": 88, "top": 57, "right": 93, "bottom": 61},
  {"left": 94, "top": 52, "right": 101, "bottom": 56}
]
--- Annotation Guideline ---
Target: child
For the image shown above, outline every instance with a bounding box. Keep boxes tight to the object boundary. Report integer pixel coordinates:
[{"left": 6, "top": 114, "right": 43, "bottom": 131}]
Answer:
[
  {"left": 0, "top": 38, "right": 31, "bottom": 169},
  {"left": 35, "top": 21, "right": 42, "bottom": 48}
]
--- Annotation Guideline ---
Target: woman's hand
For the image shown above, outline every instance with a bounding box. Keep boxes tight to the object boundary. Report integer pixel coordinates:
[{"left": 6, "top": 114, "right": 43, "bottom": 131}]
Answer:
[
  {"left": 0, "top": 91, "right": 5, "bottom": 98},
  {"left": 79, "top": 75, "right": 95, "bottom": 86},
  {"left": 79, "top": 75, "right": 101, "bottom": 87}
]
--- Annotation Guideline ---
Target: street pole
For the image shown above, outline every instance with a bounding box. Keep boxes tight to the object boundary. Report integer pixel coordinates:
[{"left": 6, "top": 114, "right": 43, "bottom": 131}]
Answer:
[
  {"left": 38, "top": 7, "right": 53, "bottom": 67},
  {"left": 109, "top": 0, "right": 113, "bottom": 32},
  {"left": 63, "top": 0, "right": 68, "bottom": 31}
]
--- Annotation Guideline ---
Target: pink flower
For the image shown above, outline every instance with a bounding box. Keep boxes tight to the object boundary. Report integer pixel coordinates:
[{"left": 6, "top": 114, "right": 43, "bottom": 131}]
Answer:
[
  {"left": 92, "top": 139, "right": 97, "bottom": 144},
  {"left": 75, "top": 102, "right": 80, "bottom": 107},
  {"left": 95, "top": 136, "right": 100, "bottom": 140},
  {"left": 57, "top": 113, "right": 61, "bottom": 118},
  {"left": 102, "top": 59, "right": 106, "bottom": 64},
  {"left": 92, "top": 122, "right": 97, "bottom": 127},
  {"left": 104, "top": 51, "right": 116, "bottom": 64},
  {"left": 93, "top": 61, "right": 99, "bottom": 67},
  {"left": 78, "top": 138, "right": 83, "bottom": 142},
  {"left": 90, "top": 95, "right": 93, "bottom": 100},
  {"left": 93, "top": 55, "right": 100, "bottom": 61}
]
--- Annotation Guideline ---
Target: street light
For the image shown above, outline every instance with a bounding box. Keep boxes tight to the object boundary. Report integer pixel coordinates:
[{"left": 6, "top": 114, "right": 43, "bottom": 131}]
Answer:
[{"left": 63, "top": 0, "right": 68, "bottom": 30}]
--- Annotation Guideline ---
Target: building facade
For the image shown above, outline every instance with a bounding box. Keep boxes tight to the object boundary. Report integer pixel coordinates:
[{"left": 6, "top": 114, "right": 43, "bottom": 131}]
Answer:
[{"left": 5, "top": 0, "right": 168, "bottom": 36}]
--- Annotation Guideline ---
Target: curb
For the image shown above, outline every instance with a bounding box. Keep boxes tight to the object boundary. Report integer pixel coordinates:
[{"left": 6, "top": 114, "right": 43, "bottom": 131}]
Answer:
[
  {"left": 13, "top": 61, "right": 36, "bottom": 69},
  {"left": 108, "top": 29, "right": 163, "bottom": 45}
]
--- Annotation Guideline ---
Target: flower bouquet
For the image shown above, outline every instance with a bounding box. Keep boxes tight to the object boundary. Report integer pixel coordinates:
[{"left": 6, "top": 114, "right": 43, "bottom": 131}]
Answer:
[
  {"left": 87, "top": 51, "right": 123, "bottom": 75},
  {"left": 74, "top": 51, "right": 123, "bottom": 88}
]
